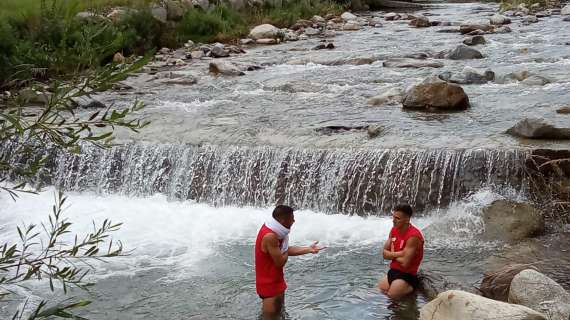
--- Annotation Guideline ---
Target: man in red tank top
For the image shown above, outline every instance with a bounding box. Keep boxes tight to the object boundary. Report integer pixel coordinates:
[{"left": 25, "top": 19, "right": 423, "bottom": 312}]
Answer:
[
  {"left": 255, "top": 205, "right": 325, "bottom": 318},
  {"left": 378, "top": 204, "right": 424, "bottom": 300}
]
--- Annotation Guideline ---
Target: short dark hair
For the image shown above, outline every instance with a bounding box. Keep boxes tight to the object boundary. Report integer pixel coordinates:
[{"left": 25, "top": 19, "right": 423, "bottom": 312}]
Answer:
[
  {"left": 273, "top": 205, "right": 294, "bottom": 220},
  {"left": 393, "top": 203, "right": 413, "bottom": 217}
]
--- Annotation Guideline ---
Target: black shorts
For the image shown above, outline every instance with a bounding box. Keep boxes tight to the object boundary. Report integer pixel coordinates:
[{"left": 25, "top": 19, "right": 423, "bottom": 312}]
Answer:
[{"left": 387, "top": 269, "right": 419, "bottom": 290}]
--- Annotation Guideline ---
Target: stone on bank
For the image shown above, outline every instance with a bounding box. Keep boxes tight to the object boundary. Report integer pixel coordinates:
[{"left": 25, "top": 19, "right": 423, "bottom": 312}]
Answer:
[{"left": 420, "top": 290, "right": 547, "bottom": 320}]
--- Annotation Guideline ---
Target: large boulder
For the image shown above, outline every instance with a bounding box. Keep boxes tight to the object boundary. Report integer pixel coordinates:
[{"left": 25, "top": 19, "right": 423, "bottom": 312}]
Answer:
[
  {"left": 420, "top": 290, "right": 546, "bottom": 320},
  {"left": 402, "top": 80, "right": 470, "bottom": 110},
  {"left": 249, "top": 24, "right": 280, "bottom": 40},
  {"left": 506, "top": 118, "right": 570, "bottom": 139},
  {"left": 480, "top": 264, "right": 536, "bottom": 301},
  {"left": 209, "top": 61, "right": 245, "bottom": 76},
  {"left": 445, "top": 45, "right": 484, "bottom": 60},
  {"left": 562, "top": 4, "right": 570, "bottom": 15},
  {"left": 509, "top": 269, "right": 570, "bottom": 320},
  {"left": 481, "top": 200, "right": 545, "bottom": 241},
  {"left": 383, "top": 58, "right": 443, "bottom": 68}
]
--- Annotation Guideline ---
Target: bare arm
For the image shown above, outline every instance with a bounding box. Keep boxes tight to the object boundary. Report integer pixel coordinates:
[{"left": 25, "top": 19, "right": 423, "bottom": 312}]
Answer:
[
  {"left": 394, "top": 236, "right": 420, "bottom": 268},
  {"left": 382, "top": 238, "right": 404, "bottom": 260},
  {"left": 288, "top": 241, "right": 325, "bottom": 256},
  {"left": 262, "top": 233, "right": 288, "bottom": 267}
]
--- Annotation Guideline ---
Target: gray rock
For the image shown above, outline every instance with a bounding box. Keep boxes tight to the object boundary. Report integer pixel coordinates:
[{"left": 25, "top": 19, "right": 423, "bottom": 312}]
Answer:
[
  {"left": 367, "top": 125, "right": 385, "bottom": 138},
  {"left": 460, "top": 24, "right": 494, "bottom": 34},
  {"left": 18, "top": 88, "right": 51, "bottom": 105},
  {"left": 249, "top": 24, "right": 280, "bottom": 40},
  {"left": 522, "top": 15, "right": 539, "bottom": 24},
  {"left": 463, "top": 35, "right": 486, "bottom": 46},
  {"left": 151, "top": 6, "right": 167, "bottom": 23},
  {"left": 165, "top": 0, "right": 186, "bottom": 21},
  {"left": 209, "top": 61, "right": 245, "bottom": 76},
  {"left": 506, "top": 118, "right": 570, "bottom": 139},
  {"left": 369, "top": 17, "right": 383, "bottom": 26},
  {"left": 418, "top": 271, "right": 480, "bottom": 301},
  {"left": 562, "top": 4, "right": 570, "bottom": 15},
  {"left": 71, "top": 96, "right": 106, "bottom": 109},
  {"left": 490, "top": 14, "right": 511, "bottom": 25},
  {"left": 446, "top": 66, "right": 494, "bottom": 84},
  {"left": 304, "top": 27, "right": 320, "bottom": 36},
  {"left": 403, "top": 81, "right": 470, "bottom": 110},
  {"left": 482, "top": 200, "right": 545, "bottom": 241},
  {"left": 383, "top": 58, "right": 444, "bottom": 68},
  {"left": 420, "top": 290, "right": 547, "bottom": 320},
  {"left": 495, "top": 26, "right": 512, "bottom": 33},
  {"left": 367, "top": 87, "right": 404, "bottom": 106},
  {"left": 312, "top": 15, "right": 326, "bottom": 23},
  {"left": 480, "top": 264, "right": 537, "bottom": 301},
  {"left": 343, "top": 22, "right": 361, "bottom": 30},
  {"left": 190, "top": 50, "right": 204, "bottom": 59},
  {"left": 521, "top": 75, "right": 550, "bottom": 86},
  {"left": 341, "top": 12, "right": 358, "bottom": 21},
  {"left": 211, "top": 43, "right": 230, "bottom": 58},
  {"left": 446, "top": 45, "right": 484, "bottom": 60},
  {"left": 410, "top": 15, "right": 430, "bottom": 27},
  {"left": 509, "top": 269, "right": 570, "bottom": 320}
]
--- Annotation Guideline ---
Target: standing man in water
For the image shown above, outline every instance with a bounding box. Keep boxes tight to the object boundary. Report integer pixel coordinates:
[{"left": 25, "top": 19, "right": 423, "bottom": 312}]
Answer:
[
  {"left": 378, "top": 204, "right": 424, "bottom": 300},
  {"left": 255, "top": 205, "right": 325, "bottom": 318}
]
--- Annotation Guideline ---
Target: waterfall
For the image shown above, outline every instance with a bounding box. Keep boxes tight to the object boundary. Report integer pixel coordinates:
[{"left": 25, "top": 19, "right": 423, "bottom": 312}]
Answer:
[{"left": 2, "top": 142, "right": 529, "bottom": 215}]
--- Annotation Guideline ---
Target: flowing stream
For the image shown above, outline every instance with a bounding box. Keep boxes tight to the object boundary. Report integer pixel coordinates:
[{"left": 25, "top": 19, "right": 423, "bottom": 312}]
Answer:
[{"left": 1, "top": 1, "right": 570, "bottom": 319}]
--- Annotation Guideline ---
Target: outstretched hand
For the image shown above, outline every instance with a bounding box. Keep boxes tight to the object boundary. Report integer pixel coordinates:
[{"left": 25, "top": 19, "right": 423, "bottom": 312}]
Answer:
[{"left": 309, "top": 241, "right": 326, "bottom": 254}]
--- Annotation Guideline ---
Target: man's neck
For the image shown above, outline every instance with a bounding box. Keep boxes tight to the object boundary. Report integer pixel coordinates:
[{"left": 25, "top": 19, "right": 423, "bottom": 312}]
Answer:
[{"left": 397, "top": 223, "right": 410, "bottom": 233}]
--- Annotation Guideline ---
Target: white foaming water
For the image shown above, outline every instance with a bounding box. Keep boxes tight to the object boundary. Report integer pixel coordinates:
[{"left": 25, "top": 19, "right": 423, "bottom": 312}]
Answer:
[{"left": 0, "top": 188, "right": 405, "bottom": 280}]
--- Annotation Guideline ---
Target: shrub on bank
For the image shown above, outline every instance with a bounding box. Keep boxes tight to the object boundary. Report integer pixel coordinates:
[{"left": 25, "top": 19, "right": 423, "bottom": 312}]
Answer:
[{"left": 0, "top": 0, "right": 345, "bottom": 88}]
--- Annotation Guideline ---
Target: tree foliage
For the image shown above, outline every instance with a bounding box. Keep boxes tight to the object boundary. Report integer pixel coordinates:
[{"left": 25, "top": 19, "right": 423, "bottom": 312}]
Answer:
[{"left": 1, "top": 56, "right": 150, "bottom": 319}]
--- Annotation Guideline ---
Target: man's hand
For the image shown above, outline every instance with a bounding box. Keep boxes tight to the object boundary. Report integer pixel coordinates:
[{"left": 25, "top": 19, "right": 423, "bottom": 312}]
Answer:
[
  {"left": 309, "top": 241, "right": 326, "bottom": 254},
  {"left": 288, "top": 241, "right": 326, "bottom": 256}
]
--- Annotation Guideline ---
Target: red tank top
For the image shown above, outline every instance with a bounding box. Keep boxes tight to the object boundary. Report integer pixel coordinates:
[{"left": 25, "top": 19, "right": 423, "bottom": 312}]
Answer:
[
  {"left": 255, "top": 224, "right": 287, "bottom": 297},
  {"left": 389, "top": 224, "right": 424, "bottom": 275}
]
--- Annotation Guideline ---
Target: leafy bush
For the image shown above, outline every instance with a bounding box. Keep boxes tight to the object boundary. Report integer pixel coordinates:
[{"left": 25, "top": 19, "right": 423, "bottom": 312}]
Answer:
[{"left": 177, "top": 6, "right": 247, "bottom": 43}]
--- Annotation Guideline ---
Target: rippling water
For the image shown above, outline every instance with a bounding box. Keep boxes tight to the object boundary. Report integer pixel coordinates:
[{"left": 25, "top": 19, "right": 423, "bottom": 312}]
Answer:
[{"left": 101, "top": 2, "right": 570, "bottom": 150}]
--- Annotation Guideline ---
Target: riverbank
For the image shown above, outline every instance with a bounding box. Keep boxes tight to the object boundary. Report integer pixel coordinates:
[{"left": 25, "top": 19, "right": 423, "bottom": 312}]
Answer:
[{"left": 0, "top": 0, "right": 343, "bottom": 88}]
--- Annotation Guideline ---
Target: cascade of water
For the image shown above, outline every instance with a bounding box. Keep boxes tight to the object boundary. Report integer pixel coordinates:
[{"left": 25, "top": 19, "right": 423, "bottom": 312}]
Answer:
[{"left": 2, "top": 142, "right": 530, "bottom": 216}]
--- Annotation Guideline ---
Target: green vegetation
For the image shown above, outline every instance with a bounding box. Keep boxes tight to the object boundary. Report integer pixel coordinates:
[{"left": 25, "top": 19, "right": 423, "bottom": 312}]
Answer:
[
  {"left": 1, "top": 56, "right": 150, "bottom": 318},
  {"left": 0, "top": 0, "right": 344, "bottom": 88}
]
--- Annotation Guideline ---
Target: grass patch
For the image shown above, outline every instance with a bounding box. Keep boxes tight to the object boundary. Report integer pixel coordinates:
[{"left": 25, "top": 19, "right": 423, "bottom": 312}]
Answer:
[{"left": 0, "top": 0, "right": 154, "bottom": 17}]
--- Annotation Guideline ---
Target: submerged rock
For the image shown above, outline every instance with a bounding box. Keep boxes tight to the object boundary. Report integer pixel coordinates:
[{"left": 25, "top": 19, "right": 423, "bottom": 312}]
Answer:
[
  {"left": 420, "top": 290, "right": 547, "bottom": 320},
  {"left": 441, "top": 66, "right": 494, "bottom": 84},
  {"left": 509, "top": 269, "right": 570, "bottom": 320},
  {"left": 209, "top": 61, "right": 245, "bottom": 76},
  {"left": 402, "top": 81, "right": 470, "bottom": 111},
  {"left": 506, "top": 118, "right": 570, "bottom": 139},
  {"left": 463, "top": 35, "right": 486, "bottom": 46},
  {"left": 460, "top": 24, "right": 494, "bottom": 34},
  {"left": 367, "top": 87, "right": 404, "bottom": 106},
  {"left": 383, "top": 58, "right": 443, "bottom": 68},
  {"left": 445, "top": 45, "right": 484, "bottom": 59}
]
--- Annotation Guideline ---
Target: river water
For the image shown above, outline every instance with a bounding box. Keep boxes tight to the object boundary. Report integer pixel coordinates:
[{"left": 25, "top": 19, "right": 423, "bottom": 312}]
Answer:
[{"left": 1, "top": 1, "right": 570, "bottom": 319}]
